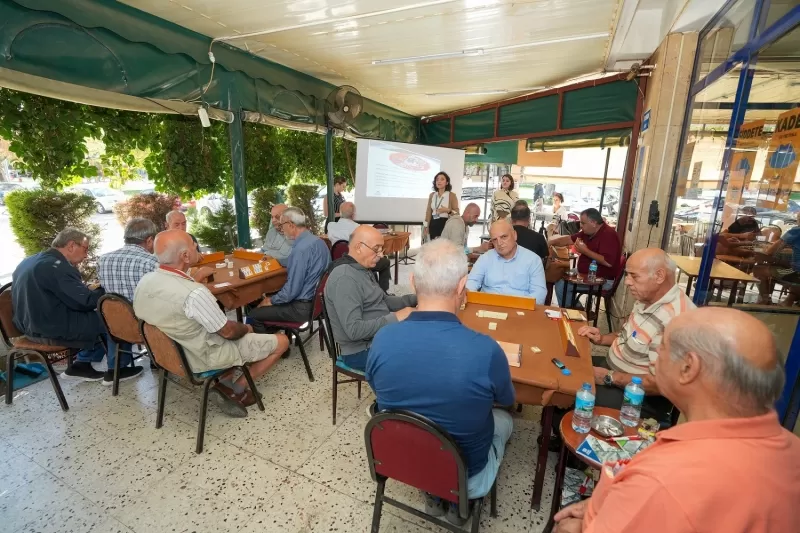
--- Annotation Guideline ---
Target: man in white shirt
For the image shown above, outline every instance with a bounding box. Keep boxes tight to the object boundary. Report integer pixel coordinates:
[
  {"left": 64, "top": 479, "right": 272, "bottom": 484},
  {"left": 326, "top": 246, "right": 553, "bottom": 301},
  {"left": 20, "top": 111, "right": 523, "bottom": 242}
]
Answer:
[{"left": 327, "top": 202, "right": 392, "bottom": 291}]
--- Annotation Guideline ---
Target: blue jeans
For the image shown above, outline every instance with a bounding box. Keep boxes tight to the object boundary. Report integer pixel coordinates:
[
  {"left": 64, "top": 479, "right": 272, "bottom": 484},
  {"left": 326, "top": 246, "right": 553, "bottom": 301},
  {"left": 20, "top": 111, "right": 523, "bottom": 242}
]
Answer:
[
  {"left": 74, "top": 336, "right": 132, "bottom": 370},
  {"left": 467, "top": 409, "right": 514, "bottom": 498},
  {"left": 555, "top": 278, "right": 614, "bottom": 308},
  {"left": 340, "top": 349, "right": 369, "bottom": 372}
]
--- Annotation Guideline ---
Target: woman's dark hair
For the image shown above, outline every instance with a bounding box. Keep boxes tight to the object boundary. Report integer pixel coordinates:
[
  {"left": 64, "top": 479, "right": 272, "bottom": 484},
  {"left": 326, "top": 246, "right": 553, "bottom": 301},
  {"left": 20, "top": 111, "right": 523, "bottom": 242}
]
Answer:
[
  {"left": 500, "top": 173, "right": 515, "bottom": 191},
  {"left": 334, "top": 176, "right": 347, "bottom": 186},
  {"left": 432, "top": 171, "right": 452, "bottom": 192},
  {"left": 554, "top": 192, "right": 564, "bottom": 203}
]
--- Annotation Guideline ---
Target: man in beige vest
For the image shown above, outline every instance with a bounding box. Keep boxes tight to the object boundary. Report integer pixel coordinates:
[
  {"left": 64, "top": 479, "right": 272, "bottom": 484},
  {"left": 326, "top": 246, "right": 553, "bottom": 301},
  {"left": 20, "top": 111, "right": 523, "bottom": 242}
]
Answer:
[{"left": 134, "top": 230, "right": 289, "bottom": 417}]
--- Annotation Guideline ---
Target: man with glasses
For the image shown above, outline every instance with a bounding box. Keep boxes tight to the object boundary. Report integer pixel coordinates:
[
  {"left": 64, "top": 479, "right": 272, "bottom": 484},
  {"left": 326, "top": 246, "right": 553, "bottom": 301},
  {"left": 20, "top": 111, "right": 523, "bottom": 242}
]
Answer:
[
  {"left": 249, "top": 206, "right": 330, "bottom": 325},
  {"left": 261, "top": 203, "right": 293, "bottom": 264},
  {"left": 466, "top": 219, "right": 547, "bottom": 303},
  {"left": 324, "top": 225, "right": 416, "bottom": 371}
]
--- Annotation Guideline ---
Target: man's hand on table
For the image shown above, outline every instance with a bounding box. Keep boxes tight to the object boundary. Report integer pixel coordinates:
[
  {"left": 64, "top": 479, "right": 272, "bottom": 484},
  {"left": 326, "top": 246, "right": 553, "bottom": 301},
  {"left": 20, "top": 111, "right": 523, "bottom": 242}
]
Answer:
[
  {"left": 192, "top": 266, "right": 215, "bottom": 283},
  {"left": 578, "top": 326, "right": 602, "bottom": 343},
  {"left": 257, "top": 296, "right": 272, "bottom": 308},
  {"left": 394, "top": 307, "right": 414, "bottom": 321}
]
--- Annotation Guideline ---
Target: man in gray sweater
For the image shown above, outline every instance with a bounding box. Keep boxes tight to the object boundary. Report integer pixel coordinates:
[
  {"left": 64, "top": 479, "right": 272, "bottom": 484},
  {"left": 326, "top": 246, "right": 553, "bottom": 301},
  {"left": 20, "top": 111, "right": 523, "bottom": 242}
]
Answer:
[{"left": 324, "top": 225, "right": 416, "bottom": 371}]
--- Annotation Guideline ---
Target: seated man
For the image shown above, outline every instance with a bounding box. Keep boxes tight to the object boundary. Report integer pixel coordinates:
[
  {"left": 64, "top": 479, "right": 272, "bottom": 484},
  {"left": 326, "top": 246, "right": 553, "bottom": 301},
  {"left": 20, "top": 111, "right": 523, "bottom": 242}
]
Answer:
[
  {"left": 510, "top": 203, "right": 548, "bottom": 263},
  {"left": 466, "top": 219, "right": 547, "bottom": 303},
  {"left": 577, "top": 249, "right": 694, "bottom": 423},
  {"left": 250, "top": 207, "right": 330, "bottom": 324},
  {"left": 12, "top": 228, "right": 143, "bottom": 383},
  {"left": 326, "top": 202, "right": 392, "bottom": 291},
  {"left": 366, "top": 239, "right": 515, "bottom": 522},
  {"left": 554, "top": 307, "right": 799, "bottom": 533},
  {"left": 754, "top": 212, "right": 800, "bottom": 305},
  {"left": 166, "top": 209, "right": 201, "bottom": 253},
  {"left": 440, "top": 202, "right": 486, "bottom": 257},
  {"left": 324, "top": 225, "right": 416, "bottom": 371},
  {"left": 718, "top": 206, "right": 761, "bottom": 257},
  {"left": 549, "top": 207, "right": 621, "bottom": 308},
  {"left": 134, "top": 230, "right": 289, "bottom": 416},
  {"left": 261, "top": 203, "right": 293, "bottom": 264}
]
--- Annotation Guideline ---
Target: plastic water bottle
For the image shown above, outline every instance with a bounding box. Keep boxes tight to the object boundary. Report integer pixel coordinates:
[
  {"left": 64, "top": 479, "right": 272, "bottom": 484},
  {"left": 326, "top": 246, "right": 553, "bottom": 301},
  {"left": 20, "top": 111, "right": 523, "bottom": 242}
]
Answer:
[
  {"left": 620, "top": 377, "right": 645, "bottom": 427},
  {"left": 572, "top": 383, "right": 595, "bottom": 434},
  {"left": 588, "top": 260, "right": 598, "bottom": 282}
]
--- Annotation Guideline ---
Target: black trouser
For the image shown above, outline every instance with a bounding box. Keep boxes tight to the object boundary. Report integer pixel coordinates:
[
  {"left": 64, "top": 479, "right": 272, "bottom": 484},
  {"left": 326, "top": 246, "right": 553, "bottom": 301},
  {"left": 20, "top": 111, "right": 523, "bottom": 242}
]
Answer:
[
  {"left": 429, "top": 217, "right": 447, "bottom": 240},
  {"left": 249, "top": 300, "right": 313, "bottom": 325},
  {"left": 372, "top": 256, "right": 391, "bottom": 292}
]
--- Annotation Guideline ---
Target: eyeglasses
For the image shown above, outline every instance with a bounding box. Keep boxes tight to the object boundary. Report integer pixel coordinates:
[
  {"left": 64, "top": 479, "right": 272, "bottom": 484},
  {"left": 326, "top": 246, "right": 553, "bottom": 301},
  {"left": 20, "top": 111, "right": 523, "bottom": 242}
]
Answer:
[{"left": 359, "top": 242, "right": 384, "bottom": 256}]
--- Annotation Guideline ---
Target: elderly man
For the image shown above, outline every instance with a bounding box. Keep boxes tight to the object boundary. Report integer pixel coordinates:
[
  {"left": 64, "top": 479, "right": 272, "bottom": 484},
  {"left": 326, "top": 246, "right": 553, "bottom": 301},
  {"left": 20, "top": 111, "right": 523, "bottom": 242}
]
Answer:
[
  {"left": 466, "top": 219, "right": 547, "bottom": 303},
  {"left": 166, "top": 209, "right": 201, "bottom": 252},
  {"left": 550, "top": 207, "right": 621, "bottom": 308},
  {"left": 325, "top": 225, "right": 416, "bottom": 371},
  {"left": 12, "top": 228, "right": 142, "bottom": 383},
  {"left": 440, "top": 202, "right": 486, "bottom": 256},
  {"left": 510, "top": 203, "right": 548, "bottom": 262},
  {"left": 578, "top": 249, "right": 695, "bottom": 422},
  {"left": 261, "top": 203, "right": 292, "bottom": 264},
  {"left": 249, "top": 207, "right": 330, "bottom": 324},
  {"left": 554, "top": 307, "right": 799, "bottom": 533},
  {"left": 134, "top": 230, "right": 289, "bottom": 416},
  {"left": 367, "top": 239, "right": 514, "bottom": 523},
  {"left": 326, "top": 202, "right": 393, "bottom": 291}
]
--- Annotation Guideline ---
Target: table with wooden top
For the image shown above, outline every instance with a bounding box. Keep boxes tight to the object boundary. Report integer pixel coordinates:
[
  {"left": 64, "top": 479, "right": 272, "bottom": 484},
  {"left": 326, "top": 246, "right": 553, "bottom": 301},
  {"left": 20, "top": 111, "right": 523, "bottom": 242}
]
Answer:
[
  {"left": 457, "top": 300, "right": 594, "bottom": 510},
  {"left": 670, "top": 255, "right": 757, "bottom": 306},
  {"left": 381, "top": 231, "right": 411, "bottom": 285}
]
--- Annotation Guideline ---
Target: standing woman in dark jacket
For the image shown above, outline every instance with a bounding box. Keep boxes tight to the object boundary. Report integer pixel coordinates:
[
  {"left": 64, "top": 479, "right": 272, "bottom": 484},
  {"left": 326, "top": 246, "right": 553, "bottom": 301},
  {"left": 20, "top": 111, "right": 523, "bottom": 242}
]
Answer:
[{"left": 423, "top": 172, "right": 459, "bottom": 240}]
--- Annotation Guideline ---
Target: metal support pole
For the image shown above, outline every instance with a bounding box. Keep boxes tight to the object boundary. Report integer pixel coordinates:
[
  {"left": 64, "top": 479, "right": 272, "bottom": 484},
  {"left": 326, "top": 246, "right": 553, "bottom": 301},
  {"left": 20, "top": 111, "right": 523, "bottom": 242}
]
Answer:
[
  {"left": 228, "top": 108, "right": 251, "bottom": 248},
  {"left": 599, "top": 147, "right": 611, "bottom": 214},
  {"left": 482, "top": 164, "right": 491, "bottom": 234},
  {"left": 325, "top": 128, "right": 335, "bottom": 225}
]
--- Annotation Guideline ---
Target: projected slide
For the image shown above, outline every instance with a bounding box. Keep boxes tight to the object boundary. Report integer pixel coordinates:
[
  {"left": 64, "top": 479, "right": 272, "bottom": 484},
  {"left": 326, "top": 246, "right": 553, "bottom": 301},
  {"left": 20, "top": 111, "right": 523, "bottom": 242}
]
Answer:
[{"left": 365, "top": 143, "right": 441, "bottom": 199}]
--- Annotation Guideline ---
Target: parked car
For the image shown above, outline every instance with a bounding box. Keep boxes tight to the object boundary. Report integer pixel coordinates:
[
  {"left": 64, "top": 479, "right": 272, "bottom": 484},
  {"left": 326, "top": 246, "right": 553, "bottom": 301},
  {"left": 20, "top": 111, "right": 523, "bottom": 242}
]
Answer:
[
  {"left": 70, "top": 186, "right": 126, "bottom": 214},
  {"left": 0, "top": 182, "right": 25, "bottom": 205},
  {"left": 195, "top": 192, "right": 255, "bottom": 217}
]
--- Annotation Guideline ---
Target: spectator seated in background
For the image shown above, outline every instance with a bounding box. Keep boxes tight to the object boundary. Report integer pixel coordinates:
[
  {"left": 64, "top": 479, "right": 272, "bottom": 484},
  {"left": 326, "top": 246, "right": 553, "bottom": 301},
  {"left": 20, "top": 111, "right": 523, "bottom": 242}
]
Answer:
[
  {"left": 577, "top": 249, "right": 694, "bottom": 424},
  {"left": 510, "top": 203, "right": 548, "bottom": 263},
  {"left": 718, "top": 206, "right": 761, "bottom": 258},
  {"left": 261, "top": 203, "right": 293, "bottom": 264},
  {"left": 754, "top": 212, "right": 800, "bottom": 306},
  {"left": 554, "top": 307, "right": 800, "bottom": 533},
  {"left": 12, "top": 227, "right": 143, "bottom": 383},
  {"left": 466, "top": 219, "right": 547, "bottom": 303},
  {"left": 324, "top": 225, "right": 416, "bottom": 372},
  {"left": 249, "top": 207, "right": 330, "bottom": 325},
  {"left": 549, "top": 207, "right": 621, "bottom": 308},
  {"left": 327, "top": 202, "right": 393, "bottom": 292},
  {"left": 166, "top": 209, "right": 201, "bottom": 253},
  {"left": 366, "top": 239, "right": 515, "bottom": 524},
  {"left": 134, "top": 230, "right": 289, "bottom": 416},
  {"left": 440, "top": 202, "right": 488, "bottom": 259}
]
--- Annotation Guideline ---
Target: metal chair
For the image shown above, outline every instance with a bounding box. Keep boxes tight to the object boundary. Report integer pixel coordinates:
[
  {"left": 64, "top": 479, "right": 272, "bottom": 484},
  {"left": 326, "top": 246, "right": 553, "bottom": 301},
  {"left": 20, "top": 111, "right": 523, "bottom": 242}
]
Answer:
[
  {"left": 331, "top": 240, "right": 349, "bottom": 261},
  {"left": 600, "top": 253, "right": 628, "bottom": 330},
  {"left": 97, "top": 293, "right": 148, "bottom": 396},
  {"left": 320, "top": 292, "right": 364, "bottom": 425},
  {"left": 139, "top": 321, "right": 264, "bottom": 453},
  {"left": 365, "top": 410, "right": 497, "bottom": 533},
  {"left": 0, "top": 283, "right": 75, "bottom": 411}
]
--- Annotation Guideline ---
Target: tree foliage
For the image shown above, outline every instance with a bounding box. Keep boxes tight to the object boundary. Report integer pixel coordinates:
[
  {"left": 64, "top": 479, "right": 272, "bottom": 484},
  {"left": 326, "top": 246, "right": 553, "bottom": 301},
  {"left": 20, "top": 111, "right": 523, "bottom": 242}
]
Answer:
[
  {"left": 188, "top": 201, "right": 241, "bottom": 252},
  {"left": 250, "top": 187, "right": 280, "bottom": 239},
  {"left": 286, "top": 183, "right": 321, "bottom": 234},
  {"left": 115, "top": 193, "right": 180, "bottom": 231}
]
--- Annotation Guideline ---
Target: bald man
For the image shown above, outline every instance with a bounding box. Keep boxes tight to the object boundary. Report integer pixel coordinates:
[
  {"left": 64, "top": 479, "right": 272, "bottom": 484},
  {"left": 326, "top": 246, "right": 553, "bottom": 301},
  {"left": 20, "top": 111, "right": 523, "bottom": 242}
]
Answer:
[
  {"left": 166, "top": 210, "right": 201, "bottom": 253},
  {"left": 466, "top": 219, "right": 547, "bottom": 303},
  {"left": 324, "top": 225, "right": 416, "bottom": 371},
  {"left": 578, "top": 248, "right": 695, "bottom": 422},
  {"left": 261, "top": 203, "right": 292, "bottom": 264},
  {"left": 554, "top": 307, "right": 799, "bottom": 533},
  {"left": 440, "top": 202, "right": 484, "bottom": 255},
  {"left": 134, "top": 230, "right": 289, "bottom": 417}
]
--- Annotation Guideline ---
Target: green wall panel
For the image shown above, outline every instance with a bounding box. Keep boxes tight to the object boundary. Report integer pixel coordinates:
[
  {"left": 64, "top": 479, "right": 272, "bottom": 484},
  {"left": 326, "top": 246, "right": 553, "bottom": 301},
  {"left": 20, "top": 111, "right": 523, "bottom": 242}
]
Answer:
[
  {"left": 497, "top": 95, "right": 559, "bottom": 137},
  {"left": 421, "top": 119, "right": 451, "bottom": 145},
  {"left": 561, "top": 80, "right": 637, "bottom": 130},
  {"left": 453, "top": 109, "right": 495, "bottom": 142}
]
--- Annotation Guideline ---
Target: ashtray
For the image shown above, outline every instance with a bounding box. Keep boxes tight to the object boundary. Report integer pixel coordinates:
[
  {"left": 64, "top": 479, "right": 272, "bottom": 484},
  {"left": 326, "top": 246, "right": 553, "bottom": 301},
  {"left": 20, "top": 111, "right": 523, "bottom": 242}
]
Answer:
[{"left": 591, "top": 415, "right": 624, "bottom": 437}]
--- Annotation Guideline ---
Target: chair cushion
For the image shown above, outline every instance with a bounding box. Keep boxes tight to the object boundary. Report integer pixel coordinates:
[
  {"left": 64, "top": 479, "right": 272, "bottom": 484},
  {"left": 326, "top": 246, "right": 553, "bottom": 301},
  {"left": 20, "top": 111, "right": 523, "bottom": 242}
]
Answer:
[
  {"left": 335, "top": 358, "right": 365, "bottom": 376},
  {"left": 12, "top": 337, "right": 70, "bottom": 353}
]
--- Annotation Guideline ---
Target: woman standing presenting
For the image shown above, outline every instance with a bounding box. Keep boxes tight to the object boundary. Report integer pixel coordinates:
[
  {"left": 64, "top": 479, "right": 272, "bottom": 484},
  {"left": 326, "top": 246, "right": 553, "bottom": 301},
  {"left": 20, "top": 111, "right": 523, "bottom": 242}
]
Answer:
[
  {"left": 323, "top": 176, "right": 348, "bottom": 221},
  {"left": 491, "top": 174, "right": 519, "bottom": 221},
  {"left": 423, "top": 172, "right": 459, "bottom": 240}
]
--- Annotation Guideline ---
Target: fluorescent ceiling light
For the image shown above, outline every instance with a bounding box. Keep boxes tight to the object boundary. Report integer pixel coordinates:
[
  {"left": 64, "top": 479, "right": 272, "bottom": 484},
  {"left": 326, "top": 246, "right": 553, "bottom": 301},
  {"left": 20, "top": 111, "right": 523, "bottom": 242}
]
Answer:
[
  {"left": 426, "top": 87, "right": 544, "bottom": 97},
  {"left": 372, "top": 49, "right": 484, "bottom": 66},
  {"left": 373, "top": 32, "right": 609, "bottom": 65}
]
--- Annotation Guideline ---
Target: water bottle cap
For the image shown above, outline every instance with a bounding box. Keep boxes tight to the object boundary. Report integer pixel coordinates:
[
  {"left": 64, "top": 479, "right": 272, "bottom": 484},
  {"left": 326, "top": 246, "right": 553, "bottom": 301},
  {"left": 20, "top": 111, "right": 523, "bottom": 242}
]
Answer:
[
  {"left": 632, "top": 377, "right": 643, "bottom": 384},
  {"left": 582, "top": 382, "right": 591, "bottom": 390}
]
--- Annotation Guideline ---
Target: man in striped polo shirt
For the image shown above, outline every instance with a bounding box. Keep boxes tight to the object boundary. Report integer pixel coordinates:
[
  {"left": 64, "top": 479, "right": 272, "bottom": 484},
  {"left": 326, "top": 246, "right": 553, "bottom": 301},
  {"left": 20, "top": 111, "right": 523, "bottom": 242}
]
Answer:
[{"left": 578, "top": 248, "right": 695, "bottom": 424}]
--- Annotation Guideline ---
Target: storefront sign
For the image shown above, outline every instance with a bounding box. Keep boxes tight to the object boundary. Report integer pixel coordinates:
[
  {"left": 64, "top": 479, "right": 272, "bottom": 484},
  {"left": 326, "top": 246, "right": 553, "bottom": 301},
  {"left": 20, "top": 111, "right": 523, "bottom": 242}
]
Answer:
[
  {"left": 641, "top": 109, "right": 651, "bottom": 133},
  {"left": 722, "top": 120, "right": 765, "bottom": 228},
  {"left": 758, "top": 108, "right": 800, "bottom": 211}
]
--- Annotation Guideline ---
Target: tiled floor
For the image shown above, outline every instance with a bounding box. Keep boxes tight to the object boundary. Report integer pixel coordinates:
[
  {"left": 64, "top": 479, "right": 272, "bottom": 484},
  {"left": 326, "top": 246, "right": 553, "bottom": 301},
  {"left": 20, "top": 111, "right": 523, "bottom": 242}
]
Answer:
[{"left": 0, "top": 269, "right": 580, "bottom": 533}]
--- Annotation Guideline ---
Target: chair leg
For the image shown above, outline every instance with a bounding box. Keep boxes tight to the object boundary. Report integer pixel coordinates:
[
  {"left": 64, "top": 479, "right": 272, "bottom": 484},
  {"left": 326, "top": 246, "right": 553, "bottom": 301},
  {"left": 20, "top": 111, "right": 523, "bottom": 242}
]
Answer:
[
  {"left": 156, "top": 368, "right": 168, "bottom": 429},
  {"left": 296, "top": 333, "right": 315, "bottom": 382},
  {"left": 471, "top": 497, "right": 485, "bottom": 533},
  {"left": 196, "top": 379, "right": 214, "bottom": 454},
  {"left": 318, "top": 320, "right": 324, "bottom": 351},
  {"left": 357, "top": 379, "right": 362, "bottom": 399},
  {"left": 332, "top": 362, "right": 338, "bottom": 425},
  {"left": 605, "top": 296, "right": 612, "bottom": 332},
  {"left": 241, "top": 365, "right": 264, "bottom": 411},
  {"left": 112, "top": 342, "right": 121, "bottom": 397},
  {"left": 41, "top": 355, "right": 69, "bottom": 411},
  {"left": 5, "top": 351, "right": 14, "bottom": 405},
  {"left": 490, "top": 480, "right": 497, "bottom": 517},
  {"left": 370, "top": 478, "right": 386, "bottom": 533}
]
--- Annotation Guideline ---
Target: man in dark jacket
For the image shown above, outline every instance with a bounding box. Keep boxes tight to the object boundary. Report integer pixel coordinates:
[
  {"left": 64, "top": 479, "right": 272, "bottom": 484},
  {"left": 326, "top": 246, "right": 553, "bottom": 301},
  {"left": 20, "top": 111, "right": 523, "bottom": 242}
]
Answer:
[{"left": 12, "top": 227, "right": 143, "bottom": 382}]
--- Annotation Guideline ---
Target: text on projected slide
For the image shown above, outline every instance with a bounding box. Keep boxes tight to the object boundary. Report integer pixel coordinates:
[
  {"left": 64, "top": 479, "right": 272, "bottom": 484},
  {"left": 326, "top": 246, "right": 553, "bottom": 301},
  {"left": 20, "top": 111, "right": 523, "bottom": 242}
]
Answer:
[{"left": 365, "top": 143, "right": 441, "bottom": 199}]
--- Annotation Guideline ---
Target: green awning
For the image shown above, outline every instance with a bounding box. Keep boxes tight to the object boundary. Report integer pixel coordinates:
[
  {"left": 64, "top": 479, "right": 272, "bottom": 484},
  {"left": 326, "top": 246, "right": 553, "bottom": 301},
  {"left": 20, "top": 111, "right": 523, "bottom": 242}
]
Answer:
[
  {"left": 526, "top": 128, "right": 631, "bottom": 151},
  {"left": 465, "top": 141, "right": 519, "bottom": 164}
]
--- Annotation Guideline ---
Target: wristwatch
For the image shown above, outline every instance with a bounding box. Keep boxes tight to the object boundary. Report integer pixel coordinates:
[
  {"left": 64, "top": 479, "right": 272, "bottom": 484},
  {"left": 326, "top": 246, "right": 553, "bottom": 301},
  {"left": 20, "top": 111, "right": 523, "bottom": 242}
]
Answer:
[{"left": 603, "top": 370, "right": 615, "bottom": 386}]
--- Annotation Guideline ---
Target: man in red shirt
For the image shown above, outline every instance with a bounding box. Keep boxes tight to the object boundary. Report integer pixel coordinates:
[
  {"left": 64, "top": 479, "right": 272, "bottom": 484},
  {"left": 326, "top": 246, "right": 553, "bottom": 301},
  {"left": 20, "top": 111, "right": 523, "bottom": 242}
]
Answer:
[
  {"left": 553, "top": 307, "right": 800, "bottom": 533},
  {"left": 549, "top": 208, "right": 621, "bottom": 308}
]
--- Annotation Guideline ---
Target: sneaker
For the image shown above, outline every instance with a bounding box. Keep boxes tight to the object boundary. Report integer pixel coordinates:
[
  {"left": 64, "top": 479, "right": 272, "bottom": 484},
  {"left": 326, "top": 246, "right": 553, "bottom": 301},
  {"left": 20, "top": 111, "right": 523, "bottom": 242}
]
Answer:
[
  {"left": 62, "top": 362, "right": 104, "bottom": 382},
  {"left": 101, "top": 366, "right": 144, "bottom": 386},
  {"left": 445, "top": 502, "right": 469, "bottom": 526},
  {"left": 209, "top": 387, "right": 248, "bottom": 418},
  {"left": 424, "top": 493, "right": 445, "bottom": 517}
]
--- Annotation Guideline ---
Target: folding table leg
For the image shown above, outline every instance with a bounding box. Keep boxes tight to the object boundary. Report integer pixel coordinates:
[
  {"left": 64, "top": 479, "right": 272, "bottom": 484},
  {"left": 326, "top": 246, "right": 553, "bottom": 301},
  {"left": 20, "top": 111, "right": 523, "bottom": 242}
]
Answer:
[{"left": 531, "top": 405, "right": 554, "bottom": 510}]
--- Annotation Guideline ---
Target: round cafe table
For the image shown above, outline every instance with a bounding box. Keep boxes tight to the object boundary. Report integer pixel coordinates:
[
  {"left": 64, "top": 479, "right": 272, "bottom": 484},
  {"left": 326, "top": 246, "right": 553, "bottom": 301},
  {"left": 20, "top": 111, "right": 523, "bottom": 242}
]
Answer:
[
  {"left": 543, "top": 407, "right": 639, "bottom": 533},
  {"left": 560, "top": 274, "right": 605, "bottom": 326}
]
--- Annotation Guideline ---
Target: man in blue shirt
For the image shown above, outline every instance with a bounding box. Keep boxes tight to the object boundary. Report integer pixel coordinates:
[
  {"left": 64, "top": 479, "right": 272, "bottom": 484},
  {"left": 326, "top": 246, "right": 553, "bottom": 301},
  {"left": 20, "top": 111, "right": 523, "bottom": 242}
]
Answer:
[
  {"left": 367, "top": 239, "right": 515, "bottom": 521},
  {"left": 755, "top": 214, "right": 800, "bottom": 305},
  {"left": 467, "top": 219, "right": 547, "bottom": 303},
  {"left": 249, "top": 207, "right": 330, "bottom": 324}
]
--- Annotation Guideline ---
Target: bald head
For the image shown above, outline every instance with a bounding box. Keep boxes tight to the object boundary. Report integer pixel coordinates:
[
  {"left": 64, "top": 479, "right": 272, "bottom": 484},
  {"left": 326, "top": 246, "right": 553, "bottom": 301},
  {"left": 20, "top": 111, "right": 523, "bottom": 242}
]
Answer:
[
  {"left": 340, "top": 202, "right": 355, "bottom": 220},
  {"left": 624, "top": 248, "right": 676, "bottom": 304},
  {"left": 349, "top": 225, "right": 384, "bottom": 269},
  {"left": 462, "top": 203, "right": 480, "bottom": 227},
  {"left": 657, "top": 307, "right": 784, "bottom": 418},
  {"left": 489, "top": 219, "right": 517, "bottom": 259},
  {"left": 154, "top": 229, "right": 198, "bottom": 269}
]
